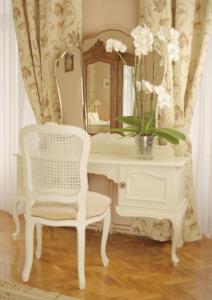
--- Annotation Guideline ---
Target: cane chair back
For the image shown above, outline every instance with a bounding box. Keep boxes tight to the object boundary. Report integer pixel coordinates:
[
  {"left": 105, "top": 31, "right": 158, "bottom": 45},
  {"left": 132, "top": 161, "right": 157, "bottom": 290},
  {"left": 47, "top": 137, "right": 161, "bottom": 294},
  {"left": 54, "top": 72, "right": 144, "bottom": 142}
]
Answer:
[{"left": 20, "top": 123, "right": 90, "bottom": 215}]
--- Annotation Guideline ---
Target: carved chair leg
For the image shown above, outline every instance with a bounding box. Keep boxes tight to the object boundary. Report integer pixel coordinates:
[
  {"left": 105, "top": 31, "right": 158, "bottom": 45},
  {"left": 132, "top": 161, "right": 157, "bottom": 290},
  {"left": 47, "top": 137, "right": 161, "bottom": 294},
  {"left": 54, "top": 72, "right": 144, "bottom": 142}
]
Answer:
[
  {"left": 11, "top": 197, "right": 20, "bottom": 240},
  {"left": 77, "top": 225, "right": 86, "bottom": 290},
  {"left": 101, "top": 209, "right": 110, "bottom": 267},
  {"left": 35, "top": 224, "right": 43, "bottom": 259},
  {"left": 22, "top": 219, "right": 35, "bottom": 282}
]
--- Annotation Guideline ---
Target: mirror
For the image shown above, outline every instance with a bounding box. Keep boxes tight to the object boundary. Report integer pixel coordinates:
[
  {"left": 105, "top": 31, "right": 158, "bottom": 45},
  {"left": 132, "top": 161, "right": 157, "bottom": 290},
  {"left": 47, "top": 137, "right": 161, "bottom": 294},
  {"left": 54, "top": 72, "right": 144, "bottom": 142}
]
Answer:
[{"left": 83, "top": 30, "right": 134, "bottom": 134}]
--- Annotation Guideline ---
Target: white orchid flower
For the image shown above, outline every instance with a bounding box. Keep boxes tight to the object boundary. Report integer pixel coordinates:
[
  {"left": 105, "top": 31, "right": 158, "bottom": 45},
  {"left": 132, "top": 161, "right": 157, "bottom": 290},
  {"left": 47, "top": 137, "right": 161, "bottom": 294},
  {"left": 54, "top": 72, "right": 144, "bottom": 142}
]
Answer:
[
  {"left": 154, "top": 85, "right": 172, "bottom": 108},
  {"left": 131, "top": 25, "right": 143, "bottom": 39},
  {"left": 119, "top": 42, "right": 127, "bottom": 53},
  {"left": 167, "top": 42, "right": 180, "bottom": 62},
  {"left": 154, "top": 85, "right": 166, "bottom": 95},
  {"left": 131, "top": 25, "right": 153, "bottom": 57},
  {"left": 136, "top": 81, "right": 142, "bottom": 91},
  {"left": 142, "top": 80, "right": 154, "bottom": 93},
  {"left": 158, "top": 92, "right": 172, "bottom": 109},
  {"left": 135, "top": 44, "right": 152, "bottom": 56},
  {"left": 106, "top": 39, "right": 114, "bottom": 52},
  {"left": 135, "top": 47, "right": 143, "bottom": 56},
  {"left": 155, "top": 26, "right": 180, "bottom": 62},
  {"left": 105, "top": 39, "right": 127, "bottom": 53},
  {"left": 113, "top": 40, "right": 123, "bottom": 52},
  {"left": 169, "top": 28, "right": 180, "bottom": 43},
  {"left": 156, "top": 26, "right": 170, "bottom": 42}
]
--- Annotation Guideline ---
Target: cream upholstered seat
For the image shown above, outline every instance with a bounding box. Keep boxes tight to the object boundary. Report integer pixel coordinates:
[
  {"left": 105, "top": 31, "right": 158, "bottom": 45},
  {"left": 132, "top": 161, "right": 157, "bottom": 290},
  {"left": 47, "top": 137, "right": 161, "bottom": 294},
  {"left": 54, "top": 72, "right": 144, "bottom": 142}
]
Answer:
[
  {"left": 20, "top": 122, "right": 111, "bottom": 290},
  {"left": 32, "top": 191, "right": 110, "bottom": 220}
]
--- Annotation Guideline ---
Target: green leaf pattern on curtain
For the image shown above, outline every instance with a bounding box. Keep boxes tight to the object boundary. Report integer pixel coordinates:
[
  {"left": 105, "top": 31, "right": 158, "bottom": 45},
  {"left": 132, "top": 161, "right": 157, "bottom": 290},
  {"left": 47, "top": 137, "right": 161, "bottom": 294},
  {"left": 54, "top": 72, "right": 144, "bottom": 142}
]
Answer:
[
  {"left": 12, "top": 0, "right": 82, "bottom": 123},
  {"left": 132, "top": 0, "right": 212, "bottom": 242}
]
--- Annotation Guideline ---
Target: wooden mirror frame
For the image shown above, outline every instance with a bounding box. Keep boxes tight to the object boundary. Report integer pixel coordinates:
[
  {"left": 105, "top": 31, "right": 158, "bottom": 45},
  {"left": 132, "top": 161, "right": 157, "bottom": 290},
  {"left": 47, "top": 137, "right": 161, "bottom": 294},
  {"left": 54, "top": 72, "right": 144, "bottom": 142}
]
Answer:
[{"left": 83, "top": 39, "right": 134, "bottom": 131}]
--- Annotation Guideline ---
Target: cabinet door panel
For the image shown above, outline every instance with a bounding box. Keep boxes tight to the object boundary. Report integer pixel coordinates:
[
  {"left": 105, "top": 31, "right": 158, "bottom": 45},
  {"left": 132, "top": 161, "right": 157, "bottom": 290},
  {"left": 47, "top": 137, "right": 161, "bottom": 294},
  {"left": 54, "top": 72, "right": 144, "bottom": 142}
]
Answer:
[
  {"left": 127, "top": 170, "right": 167, "bottom": 202},
  {"left": 118, "top": 166, "right": 177, "bottom": 210}
]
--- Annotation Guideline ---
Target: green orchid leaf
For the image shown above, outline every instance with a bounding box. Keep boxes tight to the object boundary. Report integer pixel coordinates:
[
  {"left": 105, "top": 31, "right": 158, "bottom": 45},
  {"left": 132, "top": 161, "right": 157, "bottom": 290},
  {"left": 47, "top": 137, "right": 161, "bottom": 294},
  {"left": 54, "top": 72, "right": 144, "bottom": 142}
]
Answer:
[
  {"left": 111, "top": 127, "right": 139, "bottom": 133},
  {"left": 111, "top": 113, "right": 186, "bottom": 145},
  {"left": 159, "top": 128, "right": 186, "bottom": 141},
  {"left": 116, "top": 116, "right": 140, "bottom": 126},
  {"left": 143, "top": 111, "right": 155, "bottom": 135},
  {"left": 153, "top": 129, "right": 179, "bottom": 145},
  {"left": 125, "top": 132, "right": 138, "bottom": 137}
]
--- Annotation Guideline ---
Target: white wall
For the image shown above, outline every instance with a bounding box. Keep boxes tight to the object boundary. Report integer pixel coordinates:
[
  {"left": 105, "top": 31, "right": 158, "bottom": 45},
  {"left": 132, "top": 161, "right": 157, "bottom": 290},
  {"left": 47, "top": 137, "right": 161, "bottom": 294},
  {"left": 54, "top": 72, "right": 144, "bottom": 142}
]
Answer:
[{"left": 82, "top": 0, "right": 140, "bottom": 37}]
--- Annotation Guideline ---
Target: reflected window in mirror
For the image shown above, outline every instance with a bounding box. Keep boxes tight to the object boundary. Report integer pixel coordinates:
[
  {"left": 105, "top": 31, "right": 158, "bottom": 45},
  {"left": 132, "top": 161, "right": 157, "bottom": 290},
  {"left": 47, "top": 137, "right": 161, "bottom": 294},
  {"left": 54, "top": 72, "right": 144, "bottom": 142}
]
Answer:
[{"left": 123, "top": 65, "right": 135, "bottom": 116}]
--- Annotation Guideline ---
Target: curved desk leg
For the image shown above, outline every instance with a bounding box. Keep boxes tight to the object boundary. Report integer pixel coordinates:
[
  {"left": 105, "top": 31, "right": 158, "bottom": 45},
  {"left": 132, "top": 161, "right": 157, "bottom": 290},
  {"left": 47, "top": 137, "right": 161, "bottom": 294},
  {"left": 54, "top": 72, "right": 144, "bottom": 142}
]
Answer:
[
  {"left": 170, "top": 202, "right": 187, "bottom": 266},
  {"left": 11, "top": 197, "right": 20, "bottom": 240},
  {"left": 171, "top": 218, "right": 181, "bottom": 266}
]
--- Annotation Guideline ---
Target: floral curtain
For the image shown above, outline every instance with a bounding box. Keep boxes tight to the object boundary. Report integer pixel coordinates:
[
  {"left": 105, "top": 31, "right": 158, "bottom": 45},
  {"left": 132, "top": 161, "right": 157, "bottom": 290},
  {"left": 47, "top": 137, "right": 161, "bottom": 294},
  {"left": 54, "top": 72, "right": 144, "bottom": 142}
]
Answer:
[
  {"left": 133, "top": 0, "right": 212, "bottom": 241},
  {"left": 12, "top": 0, "right": 82, "bottom": 123}
]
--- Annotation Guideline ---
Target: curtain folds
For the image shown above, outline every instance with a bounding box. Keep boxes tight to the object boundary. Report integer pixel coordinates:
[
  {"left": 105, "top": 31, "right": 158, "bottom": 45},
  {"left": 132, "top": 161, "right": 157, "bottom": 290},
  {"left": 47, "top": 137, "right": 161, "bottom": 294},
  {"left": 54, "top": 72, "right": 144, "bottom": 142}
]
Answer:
[
  {"left": 190, "top": 37, "right": 212, "bottom": 238},
  {"left": 0, "top": 1, "right": 24, "bottom": 211},
  {"left": 132, "top": 0, "right": 212, "bottom": 241},
  {"left": 12, "top": 0, "right": 82, "bottom": 123}
]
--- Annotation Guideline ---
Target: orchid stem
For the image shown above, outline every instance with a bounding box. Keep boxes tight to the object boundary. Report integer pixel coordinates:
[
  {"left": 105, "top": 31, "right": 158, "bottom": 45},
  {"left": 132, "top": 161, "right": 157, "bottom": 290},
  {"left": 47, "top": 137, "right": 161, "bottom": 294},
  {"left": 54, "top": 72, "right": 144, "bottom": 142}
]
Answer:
[{"left": 117, "top": 52, "right": 127, "bottom": 66}]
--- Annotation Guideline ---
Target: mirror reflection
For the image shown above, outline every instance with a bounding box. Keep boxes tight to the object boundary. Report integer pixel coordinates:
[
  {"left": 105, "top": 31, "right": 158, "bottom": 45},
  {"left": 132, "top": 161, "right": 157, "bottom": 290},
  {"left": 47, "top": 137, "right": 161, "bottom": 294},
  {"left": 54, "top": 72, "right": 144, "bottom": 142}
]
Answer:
[
  {"left": 83, "top": 33, "right": 134, "bottom": 135},
  {"left": 83, "top": 31, "right": 164, "bottom": 135},
  {"left": 87, "top": 62, "right": 110, "bottom": 133}
]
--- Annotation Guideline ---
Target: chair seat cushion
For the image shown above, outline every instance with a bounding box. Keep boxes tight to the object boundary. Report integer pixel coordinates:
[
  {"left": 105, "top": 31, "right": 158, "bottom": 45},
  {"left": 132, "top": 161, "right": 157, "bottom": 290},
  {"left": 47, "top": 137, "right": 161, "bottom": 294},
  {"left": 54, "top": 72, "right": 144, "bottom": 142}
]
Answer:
[{"left": 31, "top": 191, "right": 111, "bottom": 220}]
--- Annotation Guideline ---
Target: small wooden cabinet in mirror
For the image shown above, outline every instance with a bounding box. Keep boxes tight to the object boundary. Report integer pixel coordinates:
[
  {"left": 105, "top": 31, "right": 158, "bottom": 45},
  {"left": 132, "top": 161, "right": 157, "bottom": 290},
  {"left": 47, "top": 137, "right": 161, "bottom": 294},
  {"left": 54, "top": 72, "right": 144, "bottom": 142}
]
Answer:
[{"left": 83, "top": 32, "right": 134, "bottom": 134}]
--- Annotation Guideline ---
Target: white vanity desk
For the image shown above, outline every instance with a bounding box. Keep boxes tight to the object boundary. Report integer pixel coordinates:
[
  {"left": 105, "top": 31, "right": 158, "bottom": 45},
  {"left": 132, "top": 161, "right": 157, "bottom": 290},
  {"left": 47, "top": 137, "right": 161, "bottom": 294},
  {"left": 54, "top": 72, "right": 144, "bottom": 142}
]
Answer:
[
  {"left": 88, "top": 134, "right": 188, "bottom": 266},
  {"left": 12, "top": 134, "right": 188, "bottom": 266}
]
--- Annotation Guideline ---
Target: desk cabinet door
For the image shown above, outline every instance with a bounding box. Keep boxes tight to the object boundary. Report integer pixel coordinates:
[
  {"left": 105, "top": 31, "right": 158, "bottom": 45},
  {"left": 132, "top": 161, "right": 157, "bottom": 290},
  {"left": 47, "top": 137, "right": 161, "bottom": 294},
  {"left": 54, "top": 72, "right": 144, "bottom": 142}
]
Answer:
[{"left": 118, "top": 165, "right": 185, "bottom": 210}]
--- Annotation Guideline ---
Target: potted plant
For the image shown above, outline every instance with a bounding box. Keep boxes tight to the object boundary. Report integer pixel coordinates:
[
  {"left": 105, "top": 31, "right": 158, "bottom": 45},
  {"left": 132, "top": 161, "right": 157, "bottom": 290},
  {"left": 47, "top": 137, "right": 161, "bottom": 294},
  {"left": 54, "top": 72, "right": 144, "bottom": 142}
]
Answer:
[{"left": 106, "top": 25, "right": 186, "bottom": 159}]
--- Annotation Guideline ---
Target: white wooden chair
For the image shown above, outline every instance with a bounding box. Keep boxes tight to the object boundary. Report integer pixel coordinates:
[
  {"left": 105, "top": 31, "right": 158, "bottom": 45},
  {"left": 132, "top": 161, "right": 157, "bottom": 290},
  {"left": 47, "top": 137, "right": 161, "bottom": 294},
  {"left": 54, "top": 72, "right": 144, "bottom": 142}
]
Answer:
[{"left": 20, "top": 122, "right": 111, "bottom": 289}]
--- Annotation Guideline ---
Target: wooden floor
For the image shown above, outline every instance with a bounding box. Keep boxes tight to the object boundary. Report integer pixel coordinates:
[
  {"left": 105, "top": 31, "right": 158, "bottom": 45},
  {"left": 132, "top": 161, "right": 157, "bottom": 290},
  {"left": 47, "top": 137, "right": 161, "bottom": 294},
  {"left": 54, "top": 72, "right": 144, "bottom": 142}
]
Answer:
[{"left": 1, "top": 212, "right": 212, "bottom": 300}]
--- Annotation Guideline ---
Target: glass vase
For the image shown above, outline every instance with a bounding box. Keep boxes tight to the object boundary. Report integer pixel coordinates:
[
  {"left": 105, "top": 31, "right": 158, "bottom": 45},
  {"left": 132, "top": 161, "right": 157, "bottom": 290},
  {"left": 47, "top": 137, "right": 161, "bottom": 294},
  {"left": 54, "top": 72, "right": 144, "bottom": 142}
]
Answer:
[{"left": 135, "top": 135, "right": 154, "bottom": 160}]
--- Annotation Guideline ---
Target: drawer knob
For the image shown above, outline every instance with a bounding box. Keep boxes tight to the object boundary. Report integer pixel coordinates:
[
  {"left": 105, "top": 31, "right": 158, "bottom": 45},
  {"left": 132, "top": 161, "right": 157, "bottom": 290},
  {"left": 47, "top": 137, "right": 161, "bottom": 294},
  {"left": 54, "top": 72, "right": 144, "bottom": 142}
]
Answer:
[{"left": 119, "top": 181, "right": 126, "bottom": 189}]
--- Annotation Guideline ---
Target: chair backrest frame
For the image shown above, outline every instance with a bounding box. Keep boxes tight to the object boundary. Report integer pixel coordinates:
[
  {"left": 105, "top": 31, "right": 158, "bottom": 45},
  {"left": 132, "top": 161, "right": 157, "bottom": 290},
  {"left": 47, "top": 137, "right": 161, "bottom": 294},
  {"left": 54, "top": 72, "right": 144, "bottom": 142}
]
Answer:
[{"left": 20, "top": 122, "right": 90, "bottom": 220}]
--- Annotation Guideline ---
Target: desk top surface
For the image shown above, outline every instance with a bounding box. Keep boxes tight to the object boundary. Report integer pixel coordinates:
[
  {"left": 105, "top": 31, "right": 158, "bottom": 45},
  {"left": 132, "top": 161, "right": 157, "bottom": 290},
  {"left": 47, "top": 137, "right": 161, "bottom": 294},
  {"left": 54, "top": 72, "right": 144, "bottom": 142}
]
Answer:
[
  {"left": 88, "top": 152, "right": 189, "bottom": 167},
  {"left": 16, "top": 152, "right": 189, "bottom": 167}
]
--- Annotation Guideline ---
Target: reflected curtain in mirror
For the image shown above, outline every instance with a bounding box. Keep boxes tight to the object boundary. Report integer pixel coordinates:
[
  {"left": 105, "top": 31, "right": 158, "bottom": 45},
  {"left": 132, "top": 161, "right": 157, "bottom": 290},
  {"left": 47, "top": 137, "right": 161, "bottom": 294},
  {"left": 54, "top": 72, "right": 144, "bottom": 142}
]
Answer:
[{"left": 87, "top": 62, "right": 111, "bottom": 133}]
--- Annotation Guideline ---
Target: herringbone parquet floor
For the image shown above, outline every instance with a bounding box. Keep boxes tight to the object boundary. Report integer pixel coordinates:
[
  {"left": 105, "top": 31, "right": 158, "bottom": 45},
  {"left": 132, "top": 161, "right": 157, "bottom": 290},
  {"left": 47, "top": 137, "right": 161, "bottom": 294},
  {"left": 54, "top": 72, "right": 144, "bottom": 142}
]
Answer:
[{"left": 1, "top": 211, "right": 212, "bottom": 300}]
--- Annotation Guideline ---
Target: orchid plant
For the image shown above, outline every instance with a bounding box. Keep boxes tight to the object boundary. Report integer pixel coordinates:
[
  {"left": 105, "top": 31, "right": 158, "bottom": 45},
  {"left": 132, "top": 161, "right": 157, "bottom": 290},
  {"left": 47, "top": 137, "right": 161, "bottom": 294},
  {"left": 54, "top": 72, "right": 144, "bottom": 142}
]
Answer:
[{"left": 105, "top": 24, "right": 185, "bottom": 145}]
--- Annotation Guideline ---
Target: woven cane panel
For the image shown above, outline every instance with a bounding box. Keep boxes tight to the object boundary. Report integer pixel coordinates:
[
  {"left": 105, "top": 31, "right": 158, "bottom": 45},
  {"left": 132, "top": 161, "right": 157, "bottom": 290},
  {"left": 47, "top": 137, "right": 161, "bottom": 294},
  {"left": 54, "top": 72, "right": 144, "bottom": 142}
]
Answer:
[{"left": 24, "top": 132, "right": 83, "bottom": 195}]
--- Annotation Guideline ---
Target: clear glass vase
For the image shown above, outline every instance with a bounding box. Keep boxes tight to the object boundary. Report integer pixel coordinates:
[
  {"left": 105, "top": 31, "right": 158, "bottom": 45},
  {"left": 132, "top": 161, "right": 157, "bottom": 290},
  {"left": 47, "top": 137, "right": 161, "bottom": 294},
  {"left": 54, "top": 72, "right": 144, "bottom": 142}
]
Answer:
[{"left": 135, "top": 135, "right": 154, "bottom": 160}]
